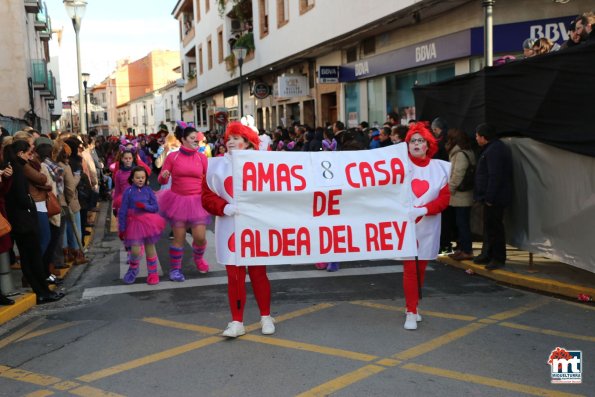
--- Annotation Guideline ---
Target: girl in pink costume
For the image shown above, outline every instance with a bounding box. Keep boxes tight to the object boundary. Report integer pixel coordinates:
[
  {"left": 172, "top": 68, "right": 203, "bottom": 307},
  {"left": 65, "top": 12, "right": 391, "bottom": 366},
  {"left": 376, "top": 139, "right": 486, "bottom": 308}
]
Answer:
[
  {"left": 118, "top": 166, "right": 165, "bottom": 285},
  {"left": 403, "top": 122, "right": 450, "bottom": 330},
  {"left": 112, "top": 150, "right": 137, "bottom": 217},
  {"left": 202, "top": 122, "right": 275, "bottom": 338},
  {"left": 158, "top": 124, "right": 210, "bottom": 282}
]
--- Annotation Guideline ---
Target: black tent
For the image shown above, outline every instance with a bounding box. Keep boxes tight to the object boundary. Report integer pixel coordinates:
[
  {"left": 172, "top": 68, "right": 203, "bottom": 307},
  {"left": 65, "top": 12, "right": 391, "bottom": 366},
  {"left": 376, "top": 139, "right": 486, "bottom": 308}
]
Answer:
[{"left": 414, "top": 42, "right": 595, "bottom": 158}]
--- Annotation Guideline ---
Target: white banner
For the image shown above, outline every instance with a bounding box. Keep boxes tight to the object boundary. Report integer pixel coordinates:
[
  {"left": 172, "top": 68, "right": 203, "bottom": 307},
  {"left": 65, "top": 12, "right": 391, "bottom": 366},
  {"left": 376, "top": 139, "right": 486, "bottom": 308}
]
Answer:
[{"left": 229, "top": 145, "right": 417, "bottom": 265}]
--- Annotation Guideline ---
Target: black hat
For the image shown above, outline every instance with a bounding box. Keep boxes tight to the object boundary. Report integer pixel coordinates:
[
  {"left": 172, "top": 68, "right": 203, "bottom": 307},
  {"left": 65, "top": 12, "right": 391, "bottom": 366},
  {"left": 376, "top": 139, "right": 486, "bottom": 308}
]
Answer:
[{"left": 475, "top": 123, "right": 496, "bottom": 140}]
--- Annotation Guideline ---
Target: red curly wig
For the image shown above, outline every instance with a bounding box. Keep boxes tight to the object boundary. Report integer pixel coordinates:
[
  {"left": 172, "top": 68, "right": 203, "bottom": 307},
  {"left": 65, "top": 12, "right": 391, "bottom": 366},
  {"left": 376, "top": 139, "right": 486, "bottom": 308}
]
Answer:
[
  {"left": 405, "top": 121, "right": 438, "bottom": 159},
  {"left": 224, "top": 121, "right": 260, "bottom": 150}
]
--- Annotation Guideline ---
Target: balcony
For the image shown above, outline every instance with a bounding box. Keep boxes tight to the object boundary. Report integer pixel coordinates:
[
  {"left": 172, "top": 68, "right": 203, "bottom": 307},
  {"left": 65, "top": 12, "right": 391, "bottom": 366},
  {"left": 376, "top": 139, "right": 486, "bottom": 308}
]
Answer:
[
  {"left": 41, "top": 72, "right": 56, "bottom": 100},
  {"left": 35, "top": 6, "right": 49, "bottom": 31},
  {"left": 24, "top": 0, "right": 41, "bottom": 13},
  {"left": 185, "top": 77, "right": 197, "bottom": 92},
  {"left": 39, "top": 17, "right": 52, "bottom": 40},
  {"left": 31, "top": 59, "right": 48, "bottom": 90}
]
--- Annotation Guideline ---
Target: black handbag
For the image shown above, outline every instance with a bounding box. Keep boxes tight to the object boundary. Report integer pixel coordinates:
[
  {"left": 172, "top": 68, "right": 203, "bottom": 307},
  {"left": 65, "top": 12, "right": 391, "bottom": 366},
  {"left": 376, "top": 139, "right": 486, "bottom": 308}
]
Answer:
[{"left": 456, "top": 151, "right": 475, "bottom": 192}]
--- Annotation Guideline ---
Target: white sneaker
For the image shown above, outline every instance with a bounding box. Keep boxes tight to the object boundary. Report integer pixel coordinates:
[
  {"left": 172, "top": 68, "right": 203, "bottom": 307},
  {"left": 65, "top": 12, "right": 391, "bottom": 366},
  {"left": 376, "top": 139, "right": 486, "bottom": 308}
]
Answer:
[
  {"left": 260, "top": 316, "right": 276, "bottom": 335},
  {"left": 404, "top": 312, "right": 418, "bottom": 330},
  {"left": 222, "top": 321, "right": 245, "bottom": 338},
  {"left": 405, "top": 309, "right": 422, "bottom": 322}
]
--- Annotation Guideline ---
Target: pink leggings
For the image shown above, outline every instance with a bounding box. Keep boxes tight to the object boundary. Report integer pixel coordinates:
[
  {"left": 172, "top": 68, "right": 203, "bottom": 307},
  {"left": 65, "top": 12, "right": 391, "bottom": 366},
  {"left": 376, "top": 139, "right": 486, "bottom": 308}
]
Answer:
[
  {"left": 402, "top": 260, "right": 428, "bottom": 314},
  {"left": 226, "top": 265, "right": 271, "bottom": 322}
]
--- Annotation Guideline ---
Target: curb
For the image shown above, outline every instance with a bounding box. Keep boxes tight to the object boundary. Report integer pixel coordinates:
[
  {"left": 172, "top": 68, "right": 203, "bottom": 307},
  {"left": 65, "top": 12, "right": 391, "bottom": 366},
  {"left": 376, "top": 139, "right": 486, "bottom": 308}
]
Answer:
[
  {"left": 437, "top": 256, "right": 595, "bottom": 300},
  {"left": 0, "top": 293, "right": 36, "bottom": 325}
]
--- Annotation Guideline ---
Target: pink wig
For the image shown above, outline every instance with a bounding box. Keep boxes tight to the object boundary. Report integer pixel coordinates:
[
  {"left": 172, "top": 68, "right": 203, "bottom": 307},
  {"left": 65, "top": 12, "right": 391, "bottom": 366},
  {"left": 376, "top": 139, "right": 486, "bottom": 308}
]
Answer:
[{"left": 405, "top": 121, "right": 438, "bottom": 159}]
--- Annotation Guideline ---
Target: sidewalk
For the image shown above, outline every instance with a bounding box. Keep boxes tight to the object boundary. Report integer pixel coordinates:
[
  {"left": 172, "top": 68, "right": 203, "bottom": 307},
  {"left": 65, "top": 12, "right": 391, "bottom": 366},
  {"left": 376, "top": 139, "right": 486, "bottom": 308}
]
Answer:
[
  {"left": 438, "top": 243, "right": 595, "bottom": 301},
  {"left": 0, "top": 210, "right": 98, "bottom": 325}
]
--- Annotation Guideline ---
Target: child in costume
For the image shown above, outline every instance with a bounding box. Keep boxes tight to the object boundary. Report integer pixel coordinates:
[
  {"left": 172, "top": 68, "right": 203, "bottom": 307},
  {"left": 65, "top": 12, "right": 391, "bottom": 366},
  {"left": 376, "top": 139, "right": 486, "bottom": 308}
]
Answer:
[
  {"left": 402, "top": 122, "right": 451, "bottom": 330},
  {"left": 202, "top": 121, "right": 275, "bottom": 338},
  {"left": 112, "top": 149, "right": 137, "bottom": 217},
  {"left": 118, "top": 166, "right": 165, "bottom": 285},
  {"left": 158, "top": 123, "right": 210, "bottom": 281}
]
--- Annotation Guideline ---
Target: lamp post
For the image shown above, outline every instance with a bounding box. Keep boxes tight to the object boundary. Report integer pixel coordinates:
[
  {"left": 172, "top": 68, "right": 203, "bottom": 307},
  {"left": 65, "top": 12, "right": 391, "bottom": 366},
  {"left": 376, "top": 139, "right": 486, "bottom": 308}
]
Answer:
[
  {"left": 63, "top": 0, "right": 88, "bottom": 134},
  {"left": 82, "top": 72, "right": 90, "bottom": 133},
  {"left": 232, "top": 45, "right": 247, "bottom": 119}
]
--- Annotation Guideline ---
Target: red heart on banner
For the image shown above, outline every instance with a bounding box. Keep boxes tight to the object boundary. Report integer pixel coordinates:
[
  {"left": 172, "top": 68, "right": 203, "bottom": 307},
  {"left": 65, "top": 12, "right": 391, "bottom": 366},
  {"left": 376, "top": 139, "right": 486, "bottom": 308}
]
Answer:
[
  {"left": 228, "top": 232, "right": 235, "bottom": 252},
  {"left": 224, "top": 176, "right": 233, "bottom": 198},
  {"left": 411, "top": 179, "right": 429, "bottom": 198}
]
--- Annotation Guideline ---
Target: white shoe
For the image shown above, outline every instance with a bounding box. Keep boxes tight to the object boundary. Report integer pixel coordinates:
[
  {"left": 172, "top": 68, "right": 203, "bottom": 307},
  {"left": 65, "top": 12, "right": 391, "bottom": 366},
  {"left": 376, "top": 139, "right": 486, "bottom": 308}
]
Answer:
[
  {"left": 404, "top": 312, "right": 418, "bottom": 330},
  {"left": 222, "top": 321, "right": 245, "bottom": 338},
  {"left": 405, "top": 309, "right": 422, "bottom": 322},
  {"left": 260, "top": 316, "right": 276, "bottom": 335}
]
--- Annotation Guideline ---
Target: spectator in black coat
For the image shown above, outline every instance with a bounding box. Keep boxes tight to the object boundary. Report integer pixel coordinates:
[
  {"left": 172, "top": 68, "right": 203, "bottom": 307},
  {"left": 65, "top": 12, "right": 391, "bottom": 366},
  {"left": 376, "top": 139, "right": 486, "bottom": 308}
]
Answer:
[{"left": 472, "top": 123, "right": 513, "bottom": 270}]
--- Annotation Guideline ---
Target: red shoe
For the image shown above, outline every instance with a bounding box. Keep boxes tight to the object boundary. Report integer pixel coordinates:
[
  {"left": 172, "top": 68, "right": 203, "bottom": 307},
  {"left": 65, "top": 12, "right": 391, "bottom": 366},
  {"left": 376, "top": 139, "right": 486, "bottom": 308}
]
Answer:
[{"left": 314, "top": 263, "right": 327, "bottom": 270}]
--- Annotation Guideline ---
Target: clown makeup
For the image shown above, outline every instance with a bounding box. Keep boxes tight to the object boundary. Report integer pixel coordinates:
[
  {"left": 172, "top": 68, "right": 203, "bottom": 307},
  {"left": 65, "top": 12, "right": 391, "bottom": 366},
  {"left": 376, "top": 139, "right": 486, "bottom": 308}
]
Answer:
[
  {"left": 121, "top": 152, "right": 134, "bottom": 168},
  {"left": 181, "top": 131, "right": 198, "bottom": 149},
  {"left": 408, "top": 133, "right": 428, "bottom": 158},
  {"left": 132, "top": 169, "right": 147, "bottom": 188},
  {"left": 226, "top": 134, "right": 248, "bottom": 152}
]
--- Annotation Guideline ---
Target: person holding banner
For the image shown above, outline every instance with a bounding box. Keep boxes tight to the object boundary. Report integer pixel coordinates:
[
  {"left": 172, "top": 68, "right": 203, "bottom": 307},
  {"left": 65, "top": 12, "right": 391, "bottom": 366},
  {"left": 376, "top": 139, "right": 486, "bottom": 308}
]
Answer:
[
  {"left": 403, "top": 122, "right": 451, "bottom": 330},
  {"left": 158, "top": 124, "right": 210, "bottom": 281},
  {"left": 201, "top": 121, "right": 275, "bottom": 338}
]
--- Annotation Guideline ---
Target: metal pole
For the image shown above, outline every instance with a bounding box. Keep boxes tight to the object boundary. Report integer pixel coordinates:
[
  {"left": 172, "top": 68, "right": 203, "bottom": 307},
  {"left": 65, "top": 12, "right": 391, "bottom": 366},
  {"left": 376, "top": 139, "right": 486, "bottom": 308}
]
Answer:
[
  {"left": 0, "top": 252, "right": 15, "bottom": 295},
  {"left": 72, "top": 17, "right": 87, "bottom": 134},
  {"left": 483, "top": 0, "right": 495, "bottom": 67},
  {"left": 70, "top": 102, "right": 74, "bottom": 131},
  {"left": 84, "top": 81, "right": 89, "bottom": 133},
  {"left": 238, "top": 58, "right": 244, "bottom": 118}
]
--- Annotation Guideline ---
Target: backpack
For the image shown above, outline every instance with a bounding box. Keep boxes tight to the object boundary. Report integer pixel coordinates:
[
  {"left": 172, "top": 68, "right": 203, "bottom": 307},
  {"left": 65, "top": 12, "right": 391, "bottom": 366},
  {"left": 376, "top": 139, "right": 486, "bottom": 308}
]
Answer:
[{"left": 456, "top": 151, "right": 475, "bottom": 192}]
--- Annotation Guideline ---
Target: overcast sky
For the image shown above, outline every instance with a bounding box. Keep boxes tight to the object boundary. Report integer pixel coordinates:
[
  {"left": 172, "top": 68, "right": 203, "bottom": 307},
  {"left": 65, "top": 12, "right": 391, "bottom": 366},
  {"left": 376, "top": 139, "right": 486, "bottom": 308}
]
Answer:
[{"left": 45, "top": 0, "right": 179, "bottom": 98}]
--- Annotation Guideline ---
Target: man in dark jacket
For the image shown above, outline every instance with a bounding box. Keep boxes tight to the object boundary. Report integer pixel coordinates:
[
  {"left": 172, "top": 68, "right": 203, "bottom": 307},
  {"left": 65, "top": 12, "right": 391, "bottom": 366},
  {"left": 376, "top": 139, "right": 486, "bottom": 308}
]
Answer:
[{"left": 472, "top": 123, "right": 513, "bottom": 270}]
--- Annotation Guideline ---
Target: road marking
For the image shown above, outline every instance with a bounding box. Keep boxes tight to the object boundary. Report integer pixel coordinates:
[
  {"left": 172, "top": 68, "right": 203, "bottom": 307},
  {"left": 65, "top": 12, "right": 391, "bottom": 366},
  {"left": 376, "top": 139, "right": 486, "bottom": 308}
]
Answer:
[
  {"left": 0, "top": 366, "right": 61, "bottom": 386},
  {"left": 23, "top": 390, "right": 54, "bottom": 397},
  {"left": 487, "top": 298, "right": 547, "bottom": 321},
  {"left": 83, "top": 265, "right": 418, "bottom": 299},
  {"left": 0, "top": 318, "right": 46, "bottom": 349},
  {"left": 499, "top": 321, "right": 595, "bottom": 342},
  {"left": 295, "top": 364, "right": 386, "bottom": 397},
  {"left": 142, "top": 317, "right": 220, "bottom": 335},
  {"left": 392, "top": 322, "right": 488, "bottom": 360},
  {"left": 69, "top": 385, "right": 126, "bottom": 397},
  {"left": 18, "top": 321, "right": 84, "bottom": 342},
  {"left": 242, "top": 334, "right": 378, "bottom": 362},
  {"left": 402, "top": 363, "right": 585, "bottom": 397},
  {"left": 76, "top": 336, "right": 223, "bottom": 383},
  {"left": 244, "top": 303, "right": 335, "bottom": 333},
  {"left": 349, "top": 301, "right": 477, "bottom": 322}
]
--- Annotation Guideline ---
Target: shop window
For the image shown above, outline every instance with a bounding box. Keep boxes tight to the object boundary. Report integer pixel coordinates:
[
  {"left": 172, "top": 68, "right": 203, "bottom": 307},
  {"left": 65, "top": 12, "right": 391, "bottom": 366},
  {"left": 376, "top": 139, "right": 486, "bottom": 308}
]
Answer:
[
  {"left": 367, "top": 77, "right": 385, "bottom": 128},
  {"left": 344, "top": 82, "right": 360, "bottom": 128}
]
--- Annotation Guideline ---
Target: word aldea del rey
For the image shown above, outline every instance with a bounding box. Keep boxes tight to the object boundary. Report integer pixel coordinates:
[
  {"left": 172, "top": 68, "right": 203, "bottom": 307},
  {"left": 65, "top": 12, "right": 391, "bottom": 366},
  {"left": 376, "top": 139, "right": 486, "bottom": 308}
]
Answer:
[{"left": 224, "top": 144, "right": 419, "bottom": 266}]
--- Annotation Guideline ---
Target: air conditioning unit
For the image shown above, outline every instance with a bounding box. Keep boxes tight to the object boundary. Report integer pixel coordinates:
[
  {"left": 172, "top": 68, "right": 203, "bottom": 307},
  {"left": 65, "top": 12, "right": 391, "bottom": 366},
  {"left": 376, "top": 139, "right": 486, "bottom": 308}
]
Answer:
[{"left": 231, "top": 19, "right": 242, "bottom": 32}]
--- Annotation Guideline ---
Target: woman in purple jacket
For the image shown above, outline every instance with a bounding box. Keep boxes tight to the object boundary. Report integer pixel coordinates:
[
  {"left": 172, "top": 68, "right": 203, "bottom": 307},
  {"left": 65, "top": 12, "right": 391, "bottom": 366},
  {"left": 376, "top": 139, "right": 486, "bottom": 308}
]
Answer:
[{"left": 118, "top": 166, "right": 165, "bottom": 285}]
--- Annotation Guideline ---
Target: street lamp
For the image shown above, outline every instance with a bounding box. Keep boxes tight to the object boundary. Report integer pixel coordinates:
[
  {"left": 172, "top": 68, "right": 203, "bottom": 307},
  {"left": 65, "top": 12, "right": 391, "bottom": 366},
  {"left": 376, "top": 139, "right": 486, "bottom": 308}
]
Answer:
[
  {"left": 232, "top": 44, "right": 247, "bottom": 118},
  {"left": 63, "top": 0, "right": 88, "bottom": 134},
  {"left": 82, "top": 72, "right": 90, "bottom": 133}
]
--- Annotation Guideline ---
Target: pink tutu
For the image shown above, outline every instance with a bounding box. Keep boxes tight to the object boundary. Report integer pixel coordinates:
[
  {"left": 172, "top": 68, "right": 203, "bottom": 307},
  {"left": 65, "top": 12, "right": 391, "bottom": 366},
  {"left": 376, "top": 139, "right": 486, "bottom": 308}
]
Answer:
[
  {"left": 157, "top": 189, "right": 211, "bottom": 228},
  {"left": 124, "top": 211, "right": 166, "bottom": 246}
]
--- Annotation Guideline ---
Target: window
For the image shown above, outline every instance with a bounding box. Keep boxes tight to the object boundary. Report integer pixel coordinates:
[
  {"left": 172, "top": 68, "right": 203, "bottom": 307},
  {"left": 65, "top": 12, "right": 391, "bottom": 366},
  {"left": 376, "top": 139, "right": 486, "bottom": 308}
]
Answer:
[
  {"left": 259, "top": 0, "right": 269, "bottom": 38},
  {"left": 346, "top": 46, "right": 357, "bottom": 63},
  {"left": 198, "top": 44, "right": 204, "bottom": 74},
  {"left": 207, "top": 37, "right": 213, "bottom": 70},
  {"left": 217, "top": 27, "right": 223, "bottom": 64},
  {"left": 205, "top": 0, "right": 209, "bottom": 13},
  {"left": 362, "top": 37, "right": 375, "bottom": 56},
  {"left": 277, "top": 0, "right": 289, "bottom": 27},
  {"left": 195, "top": 0, "right": 201, "bottom": 20},
  {"left": 299, "top": 0, "right": 314, "bottom": 15}
]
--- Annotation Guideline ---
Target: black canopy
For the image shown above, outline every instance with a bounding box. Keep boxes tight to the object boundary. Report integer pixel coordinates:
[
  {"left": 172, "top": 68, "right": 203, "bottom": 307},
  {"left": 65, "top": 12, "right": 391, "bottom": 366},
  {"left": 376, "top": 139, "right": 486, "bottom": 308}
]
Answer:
[{"left": 414, "top": 42, "right": 595, "bottom": 157}]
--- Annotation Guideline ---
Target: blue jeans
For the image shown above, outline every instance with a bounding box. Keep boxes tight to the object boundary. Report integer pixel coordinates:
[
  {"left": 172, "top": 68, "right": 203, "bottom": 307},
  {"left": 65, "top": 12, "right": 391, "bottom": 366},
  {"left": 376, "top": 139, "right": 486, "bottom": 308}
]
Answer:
[
  {"left": 64, "top": 211, "right": 82, "bottom": 249},
  {"left": 37, "top": 211, "right": 51, "bottom": 256},
  {"left": 454, "top": 206, "right": 472, "bottom": 253}
]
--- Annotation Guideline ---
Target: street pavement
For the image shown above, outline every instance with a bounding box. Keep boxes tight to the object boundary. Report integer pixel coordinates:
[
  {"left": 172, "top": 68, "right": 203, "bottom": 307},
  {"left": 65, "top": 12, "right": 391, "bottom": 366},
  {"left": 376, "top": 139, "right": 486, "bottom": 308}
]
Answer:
[{"left": 0, "top": 202, "right": 593, "bottom": 396}]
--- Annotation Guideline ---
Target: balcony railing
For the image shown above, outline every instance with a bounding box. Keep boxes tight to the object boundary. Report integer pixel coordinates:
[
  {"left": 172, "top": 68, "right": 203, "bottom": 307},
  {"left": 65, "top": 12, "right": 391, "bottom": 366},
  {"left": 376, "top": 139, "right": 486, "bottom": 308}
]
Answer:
[
  {"left": 42, "top": 72, "right": 56, "bottom": 99},
  {"left": 31, "top": 59, "right": 48, "bottom": 89},
  {"left": 39, "top": 16, "right": 51, "bottom": 40},
  {"left": 35, "top": 4, "right": 48, "bottom": 31}
]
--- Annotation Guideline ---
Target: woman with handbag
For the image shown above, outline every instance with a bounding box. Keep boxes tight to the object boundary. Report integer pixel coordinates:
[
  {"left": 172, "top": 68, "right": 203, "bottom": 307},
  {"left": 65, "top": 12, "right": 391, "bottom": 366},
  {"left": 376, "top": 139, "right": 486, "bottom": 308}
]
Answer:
[
  {"left": 63, "top": 138, "right": 88, "bottom": 265},
  {"left": 2, "top": 139, "right": 64, "bottom": 304},
  {"left": 36, "top": 141, "right": 64, "bottom": 284},
  {"left": 0, "top": 157, "right": 15, "bottom": 305}
]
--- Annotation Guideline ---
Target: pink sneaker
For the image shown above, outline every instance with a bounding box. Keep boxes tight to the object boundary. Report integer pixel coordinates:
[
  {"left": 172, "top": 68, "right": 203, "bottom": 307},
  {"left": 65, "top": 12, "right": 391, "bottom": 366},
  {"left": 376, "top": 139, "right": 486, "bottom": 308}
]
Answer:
[
  {"left": 147, "top": 273, "right": 159, "bottom": 285},
  {"left": 196, "top": 258, "right": 209, "bottom": 274},
  {"left": 315, "top": 263, "right": 327, "bottom": 270}
]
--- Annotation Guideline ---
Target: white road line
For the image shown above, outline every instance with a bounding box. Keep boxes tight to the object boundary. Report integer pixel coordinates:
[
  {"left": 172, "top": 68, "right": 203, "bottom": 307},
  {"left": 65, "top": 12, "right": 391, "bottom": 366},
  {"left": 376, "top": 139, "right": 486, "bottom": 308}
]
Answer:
[{"left": 83, "top": 264, "right": 432, "bottom": 299}]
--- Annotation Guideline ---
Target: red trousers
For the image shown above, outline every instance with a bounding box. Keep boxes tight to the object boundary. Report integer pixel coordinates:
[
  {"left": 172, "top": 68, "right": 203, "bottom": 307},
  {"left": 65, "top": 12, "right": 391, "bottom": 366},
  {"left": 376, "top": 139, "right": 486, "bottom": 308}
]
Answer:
[
  {"left": 402, "top": 260, "right": 428, "bottom": 314},
  {"left": 226, "top": 265, "right": 271, "bottom": 322}
]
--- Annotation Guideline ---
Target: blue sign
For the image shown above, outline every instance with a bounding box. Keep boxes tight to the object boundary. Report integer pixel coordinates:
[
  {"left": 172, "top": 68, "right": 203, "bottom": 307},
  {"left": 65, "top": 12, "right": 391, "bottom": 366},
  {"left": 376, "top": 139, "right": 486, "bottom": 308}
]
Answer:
[
  {"left": 470, "top": 15, "right": 576, "bottom": 54},
  {"left": 339, "top": 30, "right": 470, "bottom": 82},
  {"left": 318, "top": 66, "right": 340, "bottom": 83}
]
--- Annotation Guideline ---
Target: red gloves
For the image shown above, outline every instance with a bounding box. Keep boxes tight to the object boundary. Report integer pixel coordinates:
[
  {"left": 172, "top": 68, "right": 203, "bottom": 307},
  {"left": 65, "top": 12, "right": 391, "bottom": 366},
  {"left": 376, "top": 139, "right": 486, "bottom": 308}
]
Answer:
[
  {"left": 118, "top": 231, "right": 125, "bottom": 240},
  {"left": 135, "top": 202, "right": 145, "bottom": 209}
]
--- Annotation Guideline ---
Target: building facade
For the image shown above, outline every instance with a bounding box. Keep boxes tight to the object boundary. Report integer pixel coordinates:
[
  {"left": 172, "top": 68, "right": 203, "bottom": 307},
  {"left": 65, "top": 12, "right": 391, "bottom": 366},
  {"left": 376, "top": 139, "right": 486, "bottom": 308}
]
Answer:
[
  {"left": 0, "top": 0, "right": 59, "bottom": 133},
  {"left": 172, "top": 0, "right": 590, "bottom": 132}
]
